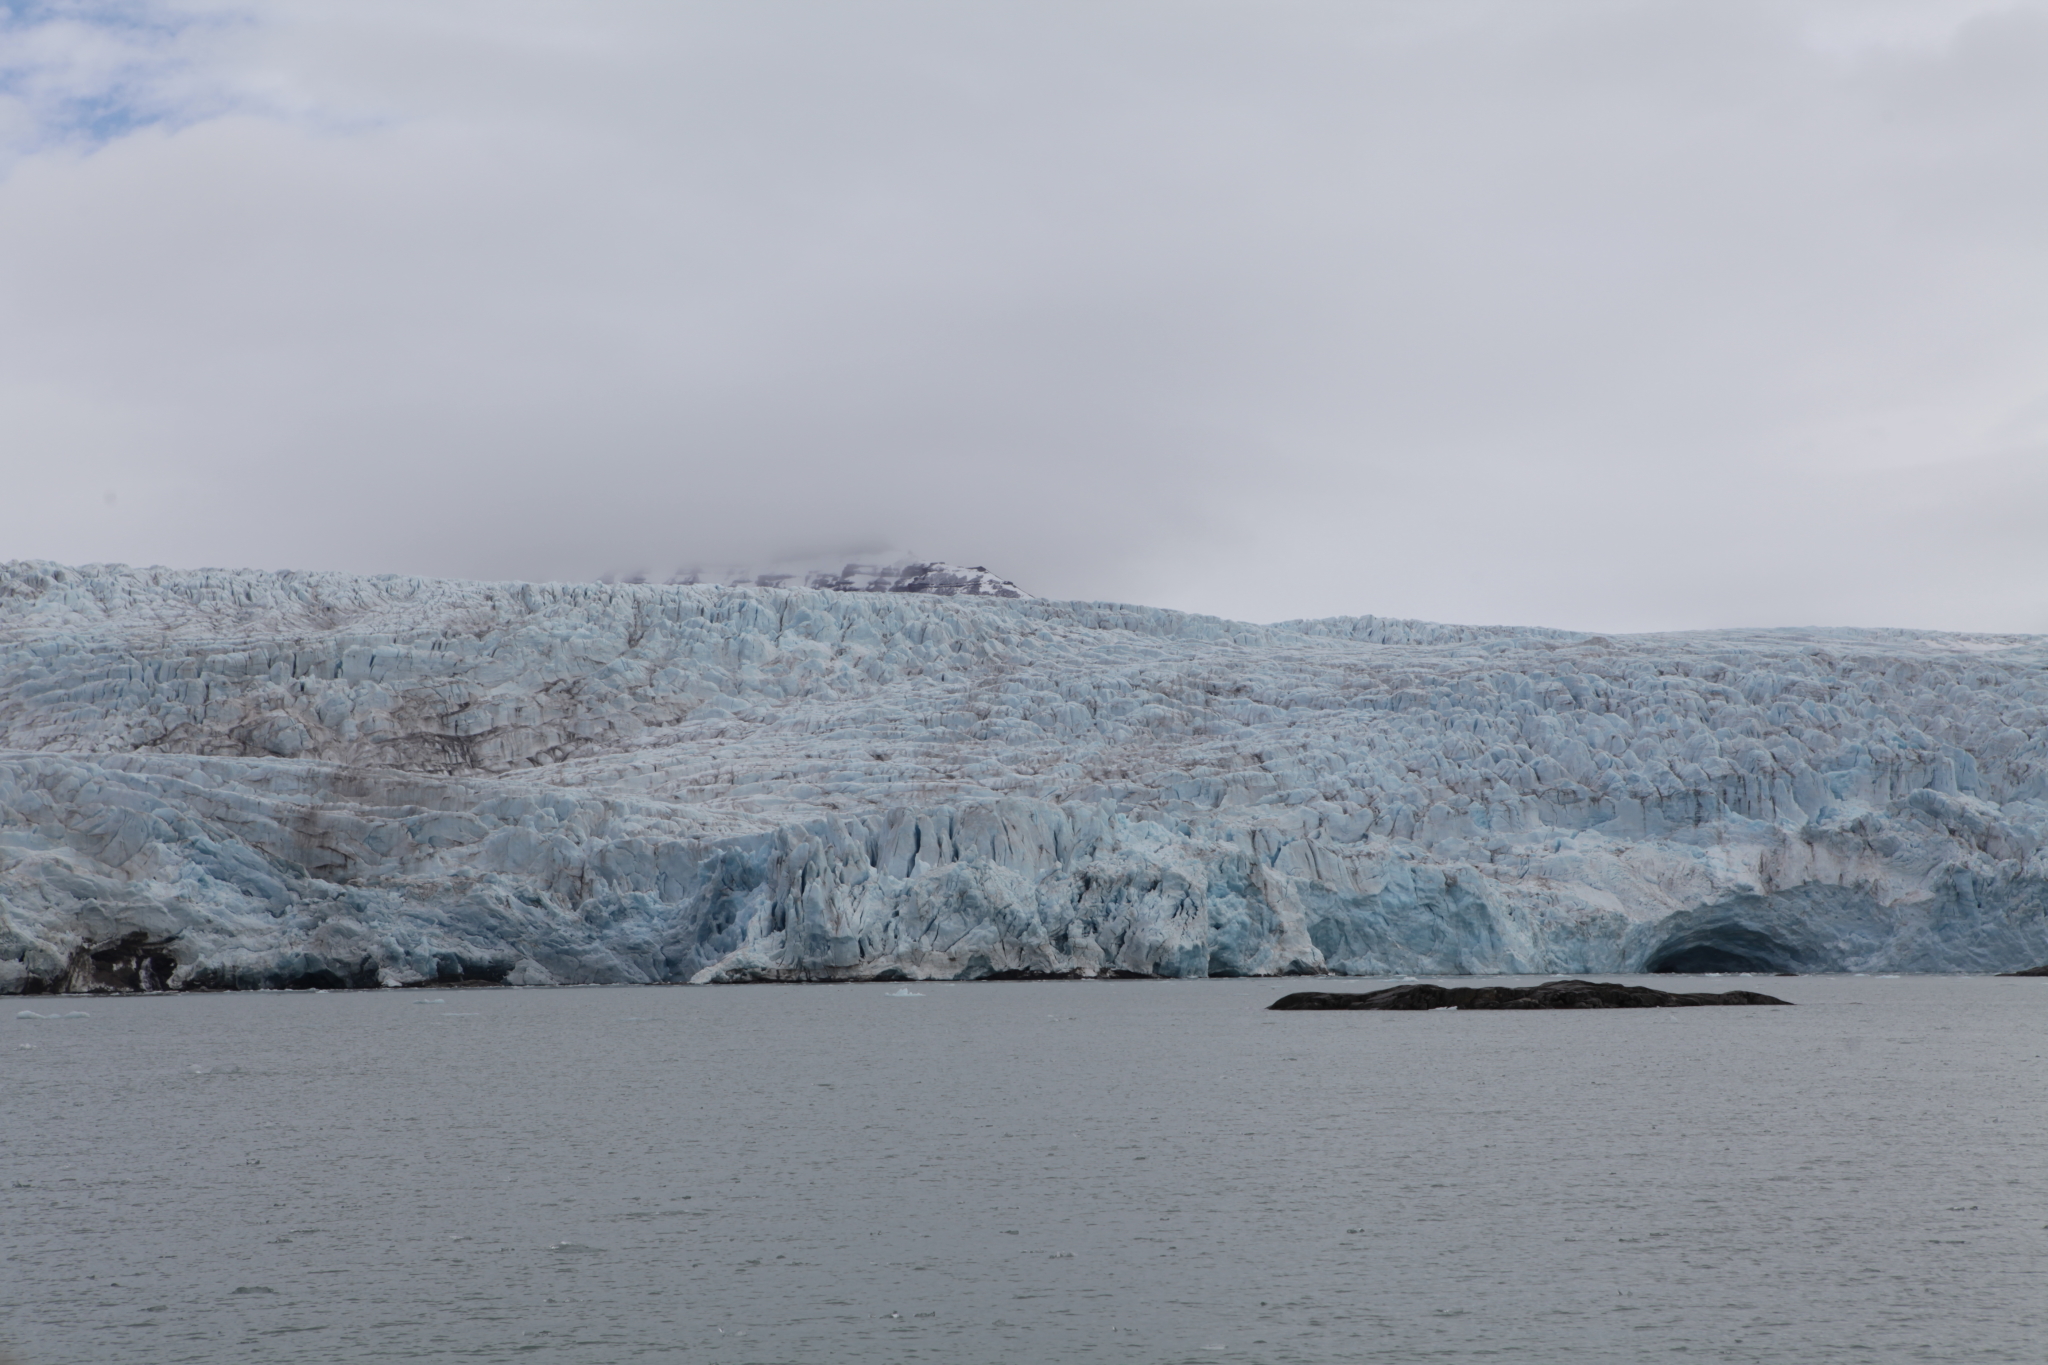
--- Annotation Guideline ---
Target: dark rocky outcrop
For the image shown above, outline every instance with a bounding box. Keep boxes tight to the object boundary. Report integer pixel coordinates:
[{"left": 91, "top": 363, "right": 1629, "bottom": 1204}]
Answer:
[
  {"left": 29, "top": 931, "right": 183, "bottom": 994},
  {"left": 1996, "top": 963, "right": 2048, "bottom": 976},
  {"left": 1268, "top": 978, "right": 1794, "bottom": 1010}
]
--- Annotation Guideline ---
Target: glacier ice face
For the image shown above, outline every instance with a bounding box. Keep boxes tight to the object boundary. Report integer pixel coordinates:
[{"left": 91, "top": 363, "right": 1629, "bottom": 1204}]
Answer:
[{"left": 1, "top": 558, "right": 2045, "bottom": 992}]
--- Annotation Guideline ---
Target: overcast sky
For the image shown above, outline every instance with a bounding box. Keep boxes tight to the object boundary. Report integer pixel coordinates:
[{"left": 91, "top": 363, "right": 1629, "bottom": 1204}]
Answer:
[{"left": 2, "top": 0, "right": 2044, "bottom": 632}]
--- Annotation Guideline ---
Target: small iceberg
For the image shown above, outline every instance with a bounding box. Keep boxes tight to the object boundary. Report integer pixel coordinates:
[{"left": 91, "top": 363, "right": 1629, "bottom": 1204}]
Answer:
[
  {"left": 16, "top": 1010, "right": 90, "bottom": 1019},
  {"left": 885, "top": 987, "right": 923, "bottom": 997}
]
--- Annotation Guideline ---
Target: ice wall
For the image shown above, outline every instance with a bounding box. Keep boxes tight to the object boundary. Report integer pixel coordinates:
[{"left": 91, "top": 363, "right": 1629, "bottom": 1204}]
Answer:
[{"left": 3, "top": 560, "right": 2045, "bottom": 991}]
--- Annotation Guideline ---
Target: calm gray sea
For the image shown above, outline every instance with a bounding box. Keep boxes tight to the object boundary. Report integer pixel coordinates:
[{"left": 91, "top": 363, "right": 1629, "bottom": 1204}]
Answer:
[{"left": 3, "top": 975, "right": 2043, "bottom": 1364}]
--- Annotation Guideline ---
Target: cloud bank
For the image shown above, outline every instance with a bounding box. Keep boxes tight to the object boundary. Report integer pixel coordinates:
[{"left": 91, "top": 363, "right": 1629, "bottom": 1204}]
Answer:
[{"left": 2, "top": 0, "right": 2044, "bottom": 631}]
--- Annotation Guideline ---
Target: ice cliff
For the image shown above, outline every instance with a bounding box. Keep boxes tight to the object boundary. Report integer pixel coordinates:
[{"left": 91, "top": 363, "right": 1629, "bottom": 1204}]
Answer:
[{"left": 2, "top": 560, "right": 2045, "bottom": 992}]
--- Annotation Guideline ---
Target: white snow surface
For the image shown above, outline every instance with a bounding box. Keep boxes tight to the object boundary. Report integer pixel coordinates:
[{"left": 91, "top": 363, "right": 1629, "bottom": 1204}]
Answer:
[{"left": 2, "top": 559, "right": 2044, "bottom": 992}]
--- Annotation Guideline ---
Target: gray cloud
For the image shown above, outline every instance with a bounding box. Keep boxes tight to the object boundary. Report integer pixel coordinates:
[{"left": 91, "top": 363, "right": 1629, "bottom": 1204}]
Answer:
[{"left": 1, "top": 0, "right": 2043, "bottom": 631}]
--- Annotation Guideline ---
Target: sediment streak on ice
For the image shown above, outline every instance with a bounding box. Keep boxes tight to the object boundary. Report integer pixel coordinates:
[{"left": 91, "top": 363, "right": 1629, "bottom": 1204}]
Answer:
[{"left": 1, "top": 560, "right": 2043, "bottom": 990}]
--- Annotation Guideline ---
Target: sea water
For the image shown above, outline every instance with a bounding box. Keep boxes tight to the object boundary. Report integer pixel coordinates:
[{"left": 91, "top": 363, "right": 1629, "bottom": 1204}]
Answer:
[{"left": 2, "top": 975, "right": 2042, "bottom": 1363}]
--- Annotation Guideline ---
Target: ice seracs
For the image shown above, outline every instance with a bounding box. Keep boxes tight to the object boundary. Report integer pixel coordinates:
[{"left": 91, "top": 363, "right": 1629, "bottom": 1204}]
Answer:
[{"left": 1, "top": 558, "right": 2045, "bottom": 991}]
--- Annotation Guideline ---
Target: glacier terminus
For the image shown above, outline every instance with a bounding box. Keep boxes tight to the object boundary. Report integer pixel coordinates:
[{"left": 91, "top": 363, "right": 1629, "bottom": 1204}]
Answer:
[{"left": 1, "top": 560, "right": 2044, "bottom": 993}]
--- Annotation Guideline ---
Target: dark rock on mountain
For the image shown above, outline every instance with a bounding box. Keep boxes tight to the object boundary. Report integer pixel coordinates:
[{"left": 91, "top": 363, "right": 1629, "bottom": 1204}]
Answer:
[
  {"left": 1996, "top": 963, "right": 2048, "bottom": 976},
  {"left": 807, "top": 561, "right": 1029, "bottom": 598},
  {"left": 659, "top": 559, "right": 1031, "bottom": 598},
  {"left": 1268, "top": 979, "right": 1794, "bottom": 1010}
]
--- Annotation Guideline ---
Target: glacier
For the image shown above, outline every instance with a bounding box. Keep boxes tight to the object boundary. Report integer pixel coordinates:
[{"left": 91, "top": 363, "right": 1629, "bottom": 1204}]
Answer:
[{"left": 2, "top": 559, "right": 2045, "bottom": 993}]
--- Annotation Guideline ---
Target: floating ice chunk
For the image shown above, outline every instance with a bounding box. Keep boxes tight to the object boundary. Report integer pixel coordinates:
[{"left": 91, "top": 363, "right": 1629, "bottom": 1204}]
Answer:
[
  {"left": 414, "top": 998, "right": 446, "bottom": 1004},
  {"left": 16, "top": 1010, "right": 89, "bottom": 1019},
  {"left": 885, "top": 987, "right": 923, "bottom": 997}
]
